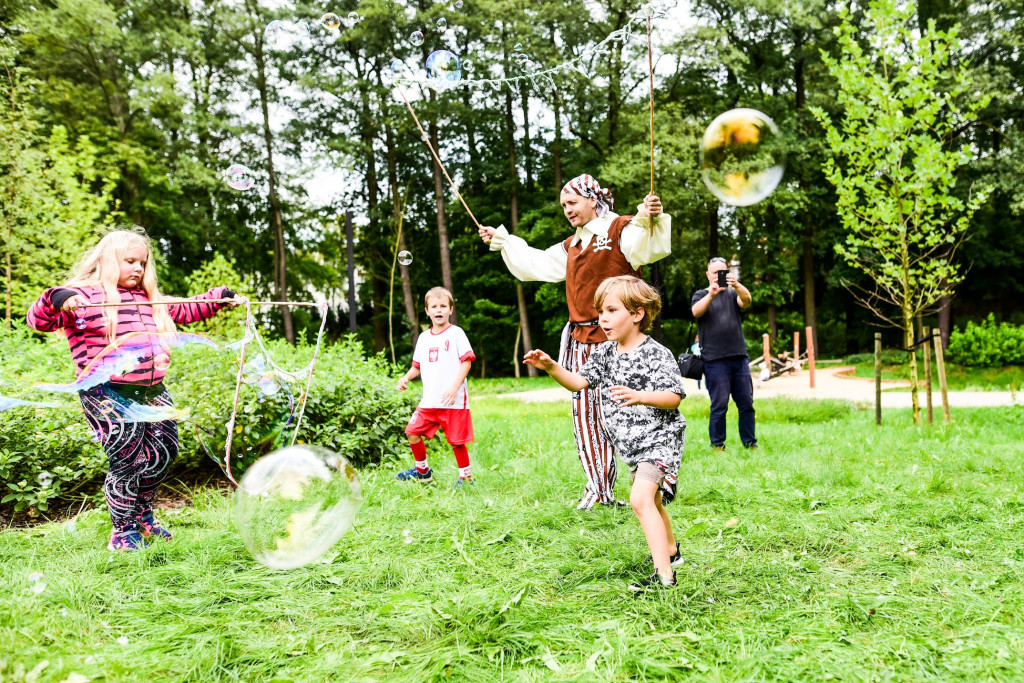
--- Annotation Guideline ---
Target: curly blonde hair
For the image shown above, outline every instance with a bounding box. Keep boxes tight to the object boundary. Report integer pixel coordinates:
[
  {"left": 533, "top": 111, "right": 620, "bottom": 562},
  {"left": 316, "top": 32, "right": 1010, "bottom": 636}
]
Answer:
[{"left": 594, "top": 275, "right": 662, "bottom": 333}]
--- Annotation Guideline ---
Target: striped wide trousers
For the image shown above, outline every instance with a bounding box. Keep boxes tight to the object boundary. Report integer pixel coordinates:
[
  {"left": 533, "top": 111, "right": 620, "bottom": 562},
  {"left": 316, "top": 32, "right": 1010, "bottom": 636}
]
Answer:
[{"left": 563, "top": 334, "right": 617, "bottom": 508}]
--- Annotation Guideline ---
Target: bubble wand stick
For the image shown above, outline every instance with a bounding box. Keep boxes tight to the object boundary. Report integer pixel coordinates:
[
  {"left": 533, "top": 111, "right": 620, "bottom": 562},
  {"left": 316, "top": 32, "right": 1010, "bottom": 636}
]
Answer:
[
  {"left": 647, "top": 7, "right": 656, "bottom": 195},
  {"left": 397, "top": 88, "right": 483, "bottom": 230},
  {"left": 83, "top": 299, "right": 322, "bottom": 308}
]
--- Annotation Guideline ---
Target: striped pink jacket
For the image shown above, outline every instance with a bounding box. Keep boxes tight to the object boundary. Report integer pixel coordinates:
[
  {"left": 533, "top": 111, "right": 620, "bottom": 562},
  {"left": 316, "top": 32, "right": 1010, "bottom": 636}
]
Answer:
[{"left": 26, "top": 285, "right": 231, "bottom": 386}]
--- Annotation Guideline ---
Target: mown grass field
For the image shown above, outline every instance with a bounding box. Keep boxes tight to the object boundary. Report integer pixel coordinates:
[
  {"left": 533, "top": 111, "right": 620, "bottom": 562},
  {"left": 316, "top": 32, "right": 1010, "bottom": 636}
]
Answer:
[{"left": 2, "top": 392, "right": 1024, "bottom": 682}]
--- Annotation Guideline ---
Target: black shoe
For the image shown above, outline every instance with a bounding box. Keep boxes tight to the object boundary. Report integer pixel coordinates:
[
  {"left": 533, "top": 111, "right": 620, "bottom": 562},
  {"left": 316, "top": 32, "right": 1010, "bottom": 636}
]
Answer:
[
  {"left": 629, "top": 570, "right": 677, "bottom": 592},
  {"left": 648, "top": 541, "right": 685, "bottom": 567},
  {"left": 660, "top": 478, "right": 676, "bottom": 505}
]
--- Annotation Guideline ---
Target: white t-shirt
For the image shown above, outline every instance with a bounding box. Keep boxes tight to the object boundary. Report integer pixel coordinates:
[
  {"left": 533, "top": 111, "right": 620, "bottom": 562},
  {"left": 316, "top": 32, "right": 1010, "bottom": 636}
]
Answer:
[{"left": 412, "top": 324, "right": 475, "bottom": 409}]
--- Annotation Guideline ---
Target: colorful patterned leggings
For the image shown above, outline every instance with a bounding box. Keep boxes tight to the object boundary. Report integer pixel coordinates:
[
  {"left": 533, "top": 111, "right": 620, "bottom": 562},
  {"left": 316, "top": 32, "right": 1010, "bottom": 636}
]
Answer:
[{"left": 79, "top": 383, "right": 179, "bottom": 528}]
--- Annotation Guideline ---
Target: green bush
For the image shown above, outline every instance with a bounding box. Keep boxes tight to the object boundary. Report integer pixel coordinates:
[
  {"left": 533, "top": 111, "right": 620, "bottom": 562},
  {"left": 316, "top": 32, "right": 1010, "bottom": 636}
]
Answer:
[
  {"left": 0, "top": 322, "right": 417, "bottom": 514},
  {"left": 948, "top": 315, "right": 1024, "bottom": 367}
]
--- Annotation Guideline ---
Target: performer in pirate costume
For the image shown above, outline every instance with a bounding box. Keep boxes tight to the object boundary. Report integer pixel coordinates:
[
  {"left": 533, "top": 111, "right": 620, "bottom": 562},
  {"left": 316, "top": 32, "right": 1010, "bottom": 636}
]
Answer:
[{"left": 478, "top": 174, "right": 673, "bottom": 510}]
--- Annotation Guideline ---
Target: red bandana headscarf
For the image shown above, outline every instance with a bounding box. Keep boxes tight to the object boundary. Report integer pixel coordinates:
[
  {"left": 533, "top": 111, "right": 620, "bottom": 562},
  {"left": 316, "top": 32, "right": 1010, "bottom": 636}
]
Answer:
[{"left": 561, "top": 174, "right": 614, "bottom": 217}]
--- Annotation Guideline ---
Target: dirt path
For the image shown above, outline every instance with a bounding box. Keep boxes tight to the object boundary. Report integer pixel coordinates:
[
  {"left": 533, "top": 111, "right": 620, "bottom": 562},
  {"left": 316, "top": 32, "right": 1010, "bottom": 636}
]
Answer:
[{"left": 497, "top": 365, "right": 1023, "bottom": 408}]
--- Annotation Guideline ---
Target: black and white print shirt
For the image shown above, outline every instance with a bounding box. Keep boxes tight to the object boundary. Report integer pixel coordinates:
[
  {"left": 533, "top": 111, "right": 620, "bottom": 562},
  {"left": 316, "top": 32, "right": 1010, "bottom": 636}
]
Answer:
[{"left": 578, "top": 336, "right": 686, "bottom": 473}]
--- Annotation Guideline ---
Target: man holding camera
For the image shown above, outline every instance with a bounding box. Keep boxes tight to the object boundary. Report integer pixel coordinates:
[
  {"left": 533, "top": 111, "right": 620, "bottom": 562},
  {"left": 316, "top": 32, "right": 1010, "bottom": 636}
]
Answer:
[{"left": 691, "top": 257, "right": 757, "bottom": 451}]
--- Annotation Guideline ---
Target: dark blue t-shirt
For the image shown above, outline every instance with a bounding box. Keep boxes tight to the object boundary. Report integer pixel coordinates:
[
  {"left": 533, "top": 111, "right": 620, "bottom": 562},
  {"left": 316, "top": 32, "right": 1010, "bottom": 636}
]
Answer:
[{"left": 691, "top": 288, "right": 748, "bottom": 361}]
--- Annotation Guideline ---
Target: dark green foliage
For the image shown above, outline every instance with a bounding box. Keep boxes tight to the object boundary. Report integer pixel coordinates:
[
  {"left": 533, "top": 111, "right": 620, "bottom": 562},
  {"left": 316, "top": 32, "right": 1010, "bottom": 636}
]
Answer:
[{"left": 948, "top": 315, "right": 1024, "bottom": 367}]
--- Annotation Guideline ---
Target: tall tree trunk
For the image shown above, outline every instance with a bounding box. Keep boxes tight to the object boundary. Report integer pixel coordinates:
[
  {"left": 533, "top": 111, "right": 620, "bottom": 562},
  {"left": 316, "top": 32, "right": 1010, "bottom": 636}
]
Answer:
[
  {"left": 521, "top": 85, "right": 533, "bottom": 190},
  {"left": 936, "top": 294, "right": 952, "bottom": 348},
  {"left": 372, "top": 275, "right": 387, "bottom": 352},
  {"left": 905, "top": 314, "right": 921, "bottom": 424},
  {"left": 708, "top": 207, "right": 720, "bottom": 259},
  {"left": 802, "top": 225, "right": 817, "bottom": 352},
  {"left": 428, "top": 95, "right": 455, "bottom": 318},
  {"left": 504, "top": 84, "right": 536, "bottom": 377},
  {"left": 251, "top": 26, "right": 293, "bottom": 343},
  {"left": 383, "top": 109, "right": 419, "bottom": 349}
]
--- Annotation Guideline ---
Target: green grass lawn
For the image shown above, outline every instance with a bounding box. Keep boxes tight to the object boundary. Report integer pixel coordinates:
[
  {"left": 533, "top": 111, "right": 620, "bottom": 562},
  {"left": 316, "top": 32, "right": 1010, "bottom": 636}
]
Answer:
[
  {"left": 3, "top": 398, "right": 1024, "bottom": 681},
  {"left": 843, "top": 361, "right": 1024, "bottom": 392}
]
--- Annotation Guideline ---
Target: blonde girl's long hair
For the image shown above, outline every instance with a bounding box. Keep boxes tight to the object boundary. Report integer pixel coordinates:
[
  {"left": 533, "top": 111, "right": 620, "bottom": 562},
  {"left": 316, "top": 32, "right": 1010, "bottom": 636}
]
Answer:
[{"left": 64, "top": 228, "right": 177, "bottom": 341}]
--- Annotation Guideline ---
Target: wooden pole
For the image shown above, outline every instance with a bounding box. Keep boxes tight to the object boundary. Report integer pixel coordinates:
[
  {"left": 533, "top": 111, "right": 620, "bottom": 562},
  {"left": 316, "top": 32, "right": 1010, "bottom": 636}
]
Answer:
[
  {"left": 920, "top": 315, "right": 933, "bottom": 424},
  {"left": 345, "top": 210, "right": 357, "bottom": 334},
  {"left": 762, "top": 333, "right": 771, "bottom": 377},
  {"left": 932, "top": 327, "right": 951, "bottom": 424},
  {"left": 874, "top": 332, "right": 882, "bottom": 426},
  {"left": 794, "top": 331, "right": 800, "bottom": 370},
  {"left": 806, "top": 325, "right": 815, "bottom": 389}
]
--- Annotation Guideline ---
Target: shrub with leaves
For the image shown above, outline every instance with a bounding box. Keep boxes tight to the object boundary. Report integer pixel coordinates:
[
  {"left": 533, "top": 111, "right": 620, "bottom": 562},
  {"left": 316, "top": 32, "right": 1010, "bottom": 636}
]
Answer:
[
  {"left": 1, "top": 322, "right": 417, "bottom": 514},
  {"left": 948, "top": 315, "right": 1024, "bottom": 367}
]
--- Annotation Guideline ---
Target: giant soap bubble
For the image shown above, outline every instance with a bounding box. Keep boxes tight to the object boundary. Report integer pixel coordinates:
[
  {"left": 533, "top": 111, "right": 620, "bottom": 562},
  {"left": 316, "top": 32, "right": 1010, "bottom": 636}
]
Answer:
[
  {"left": 425, "top": 50, "right": 462, "bottom": 92},
  {"left": 233, "top": 445, "right": 361, "bottom": 570},
  {"left": 699, "top": 108, "right": 785, "bottom": 207}
]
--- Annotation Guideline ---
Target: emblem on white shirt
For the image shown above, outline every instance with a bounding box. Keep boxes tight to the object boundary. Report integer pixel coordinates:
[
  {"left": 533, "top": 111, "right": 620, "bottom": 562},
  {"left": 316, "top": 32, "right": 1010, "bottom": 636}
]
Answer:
[{"left": 592, "top": 235, "right": 612, "bottom": 252}]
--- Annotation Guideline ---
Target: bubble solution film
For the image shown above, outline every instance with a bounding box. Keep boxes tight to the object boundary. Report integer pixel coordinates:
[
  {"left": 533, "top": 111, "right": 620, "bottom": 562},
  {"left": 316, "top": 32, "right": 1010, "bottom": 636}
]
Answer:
[
  {"left": 699, "top": 108, "right": 785, "bottom": 207},
  {"left": 233, "top": 446, "right": 362, "bottom": 570}
]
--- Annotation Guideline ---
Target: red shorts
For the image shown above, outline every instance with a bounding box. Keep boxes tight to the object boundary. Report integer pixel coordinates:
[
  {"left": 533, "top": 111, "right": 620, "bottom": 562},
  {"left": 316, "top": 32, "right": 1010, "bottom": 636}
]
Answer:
[{"left": 404, "top": 408, "right": 474, "bottom": 445}]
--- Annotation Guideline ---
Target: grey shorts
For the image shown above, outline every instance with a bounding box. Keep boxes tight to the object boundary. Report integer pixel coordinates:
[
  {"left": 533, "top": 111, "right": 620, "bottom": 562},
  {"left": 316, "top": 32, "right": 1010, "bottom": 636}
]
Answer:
[{"left": 629, "top": 462, "right": 667, "bottom": 486}]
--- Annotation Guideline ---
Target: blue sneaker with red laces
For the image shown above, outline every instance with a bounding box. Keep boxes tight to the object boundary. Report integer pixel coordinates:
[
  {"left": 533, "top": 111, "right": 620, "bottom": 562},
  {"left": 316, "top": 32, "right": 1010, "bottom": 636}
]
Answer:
[{"left": 396, "top": 466, "right": 433, "bottom": 483}]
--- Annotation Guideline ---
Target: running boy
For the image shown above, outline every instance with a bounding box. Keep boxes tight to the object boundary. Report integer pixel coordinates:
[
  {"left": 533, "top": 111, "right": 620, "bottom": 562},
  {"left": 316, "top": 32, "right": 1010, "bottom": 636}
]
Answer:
[
  {"left": 396, "top": 287, "right": 476, "bottom": 487},
  {"left": 524, "top": 275, "right": 686, "bottom": 590}
]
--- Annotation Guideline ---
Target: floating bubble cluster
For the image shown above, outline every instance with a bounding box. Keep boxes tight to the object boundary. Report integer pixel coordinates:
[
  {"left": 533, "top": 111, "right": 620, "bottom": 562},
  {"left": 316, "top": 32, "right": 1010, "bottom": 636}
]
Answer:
[
  {"left": 425, "top": 50, "right": 462, "bottom": 92},
  {"left": 699, "top": 108, "right": 786, "bottom": 207},
  {"left": 233, "top": 445, "right": 361, "bottom": 570},
  {"left": 397, "top": 250, "right": 413, "bottom": 266},
  {"left": 226, "top": 164, "right": 256, "bottom": 191}
]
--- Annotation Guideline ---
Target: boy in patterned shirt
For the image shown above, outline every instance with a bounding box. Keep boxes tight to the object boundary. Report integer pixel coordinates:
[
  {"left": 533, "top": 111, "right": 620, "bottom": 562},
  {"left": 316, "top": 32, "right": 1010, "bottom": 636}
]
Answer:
[
  {"left": 525, "top": 276, "right": 686, "bottom": 590},
  {"left": 396, "top": 287, "right": 476, "bottom": 487}
]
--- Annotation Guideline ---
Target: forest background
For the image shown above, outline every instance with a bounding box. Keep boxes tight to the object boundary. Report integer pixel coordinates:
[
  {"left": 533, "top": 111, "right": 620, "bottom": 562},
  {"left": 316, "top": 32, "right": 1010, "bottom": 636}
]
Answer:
[{"left": 1, "top": 0, "right": 1022, "bottom": 374}]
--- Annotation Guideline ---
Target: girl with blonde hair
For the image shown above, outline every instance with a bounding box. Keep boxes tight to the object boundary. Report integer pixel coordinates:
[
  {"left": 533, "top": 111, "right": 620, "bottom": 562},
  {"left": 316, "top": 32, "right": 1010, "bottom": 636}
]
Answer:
[{"left": 27, "top": 227, "right": 239, "bottom": 551}]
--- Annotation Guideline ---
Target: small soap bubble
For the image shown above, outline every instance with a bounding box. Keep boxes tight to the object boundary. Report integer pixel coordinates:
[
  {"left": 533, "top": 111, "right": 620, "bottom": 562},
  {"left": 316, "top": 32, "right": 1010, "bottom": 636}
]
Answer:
[
  {"left": 514, "top": 42, "right": 523, "bottom": 51},
  {"left": 320, "top": 12, "right": 341, "bottom": 30},
  {"left": 699, "top": 108, "right": 786, "bottom": 207},
  {"left": 264, "top": 20, "right": 289, "bottom": 49},
  {"left": 436, "top": 17, "right": 447, "bottom": 30},
  {"left": 517, "top": 52, "right": 529, "bottom": 64},
  {"left": 425, "top": 49, "right": 461, "bottom": 92},
  {"left": 455, "top": 0, "right": 464, "bottom": 7},
  {"left": 75, "top": 318, "right": 87, "bottom": 330},
  {"left": 390, "top": 58, "right": 404, "bottom": 74},
  {"left": 347, "top": 11, "right": 360, "bottom": 25},
  {"left": 398, "top": 250, "right": 413, "bottom": 266},
  {"left": 37, "top": 471, "right": 53, "bottom": 487},
  {"left": 462, "top": 59, "right": 473, "bottom": 73},
  {"left": 409, "top": 30, "right": 424, "bottom": 46},
  {"left": 27, "top": 572, "right": 46, "bottom": 594},
  {"left": 257, "top": 374, "right": 282, "bottom": 396},
  {"left": 153, "top": 353, "right": 171, "bottom": 371},
  {"left": 225, "top": 164, "right": 256, "bottom": 191}
]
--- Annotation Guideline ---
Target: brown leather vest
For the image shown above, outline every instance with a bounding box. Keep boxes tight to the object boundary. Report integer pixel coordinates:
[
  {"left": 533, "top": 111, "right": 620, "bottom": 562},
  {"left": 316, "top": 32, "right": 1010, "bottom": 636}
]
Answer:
[{"left": 562, "top": 215, "right": 641, "bottom": 344}]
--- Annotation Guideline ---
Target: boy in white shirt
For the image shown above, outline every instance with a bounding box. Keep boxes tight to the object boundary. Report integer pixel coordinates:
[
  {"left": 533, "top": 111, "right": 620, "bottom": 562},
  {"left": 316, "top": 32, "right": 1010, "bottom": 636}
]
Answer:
[{"left": 396, "top": 287, "right": 476, "bottom": 486}]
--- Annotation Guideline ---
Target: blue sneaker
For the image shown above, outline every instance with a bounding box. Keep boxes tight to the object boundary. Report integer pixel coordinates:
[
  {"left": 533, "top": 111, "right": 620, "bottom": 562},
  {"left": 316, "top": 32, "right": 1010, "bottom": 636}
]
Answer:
[
  {"left": 396, "top": 466, "right": 433, "bottom": 483},
  {"left": 136, "top": 509, "right": 172, "bottom": 542},
  {"left": 108, "top": 522, "right": 143, "bottom": 552}
]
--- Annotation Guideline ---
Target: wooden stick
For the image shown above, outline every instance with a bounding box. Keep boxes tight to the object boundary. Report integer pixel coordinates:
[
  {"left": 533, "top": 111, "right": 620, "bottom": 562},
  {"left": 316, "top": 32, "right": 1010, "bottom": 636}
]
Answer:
[
  {"left": 932, "top": 327, "right": 951, "bottom": 424},
  {"left": 79, "top": 299, "right": 321, "bottom": 309},
  {"left": 647, "top": 11, "right": 655, "bottom": 196},
  {"left": 874, "top": 332, "right": 882, "bottom": 426},
  {"left": 794, "top": 331, "right": 800, "bottom": 372},
  {"left": 806, "top": 325, "right": 816, "bottom": 389},
  {"left": 762, "top": 333, "right": 771, "bottom": 378},
  {"left": 397, "top": 88, "right": 483, "bottom": 230},
  {"left": 921, "top": 316, "right": 933, "bottom": 424}
]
